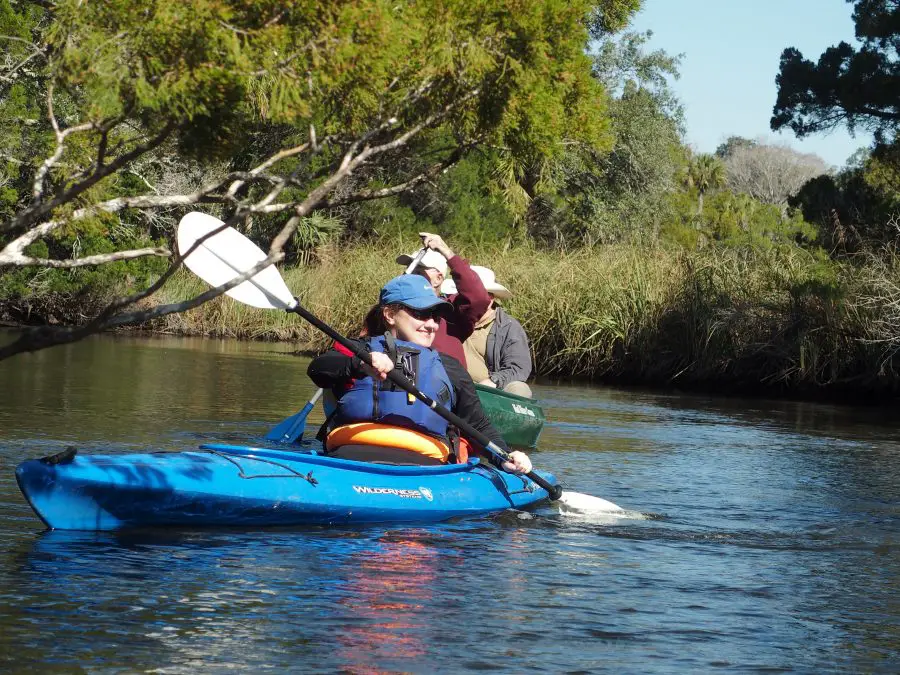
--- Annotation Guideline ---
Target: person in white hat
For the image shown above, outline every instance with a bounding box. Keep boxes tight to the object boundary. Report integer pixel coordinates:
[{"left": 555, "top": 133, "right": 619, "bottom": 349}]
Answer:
[
  {"left": 394, "top": 232, "right": 491, "bottom": 369},
  {"left": 442, "top": 266, "right": 533, "bottom": 398}
]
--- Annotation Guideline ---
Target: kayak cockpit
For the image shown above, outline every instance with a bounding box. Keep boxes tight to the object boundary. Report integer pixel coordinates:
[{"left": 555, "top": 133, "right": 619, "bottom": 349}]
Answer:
[{"left": 199, "top": 443, "right": 479, "bottom": 476}]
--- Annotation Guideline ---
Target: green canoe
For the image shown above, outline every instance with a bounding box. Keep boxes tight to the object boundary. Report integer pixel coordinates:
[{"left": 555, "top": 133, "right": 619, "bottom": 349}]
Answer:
[{"left": 475, "top": 383, "right": 545, "bottom": 448}]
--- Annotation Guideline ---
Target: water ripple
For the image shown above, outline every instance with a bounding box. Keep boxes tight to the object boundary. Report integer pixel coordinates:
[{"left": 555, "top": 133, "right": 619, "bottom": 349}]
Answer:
[{"left": 2, "top": 334, "right": 899, "bottom": 673}]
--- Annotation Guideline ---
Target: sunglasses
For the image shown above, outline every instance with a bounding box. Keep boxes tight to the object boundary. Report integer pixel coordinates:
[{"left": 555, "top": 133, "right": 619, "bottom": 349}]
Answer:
[{"left": 401, "top": 306, "right": 443, "bottom": 321}]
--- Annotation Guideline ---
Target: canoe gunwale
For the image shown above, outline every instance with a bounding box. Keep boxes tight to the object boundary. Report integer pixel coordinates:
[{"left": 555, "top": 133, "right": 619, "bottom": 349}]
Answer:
[{"left": 473, "top": 382, "right": 541, "bottom": 405}]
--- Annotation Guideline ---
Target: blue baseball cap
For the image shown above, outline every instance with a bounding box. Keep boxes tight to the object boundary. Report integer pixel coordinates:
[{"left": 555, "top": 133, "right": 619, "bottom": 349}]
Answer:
[{"left": 380, "top": 275, "right": 452, "bottom": 312}]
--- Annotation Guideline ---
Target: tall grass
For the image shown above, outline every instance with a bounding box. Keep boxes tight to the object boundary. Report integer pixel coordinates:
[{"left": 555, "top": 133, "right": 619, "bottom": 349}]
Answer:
[
  {"left": 152, "top": 243, "right": 402, "bottom": 349},
  {"left": 150, "top": 241, "right": 900, "bottom": 398}
]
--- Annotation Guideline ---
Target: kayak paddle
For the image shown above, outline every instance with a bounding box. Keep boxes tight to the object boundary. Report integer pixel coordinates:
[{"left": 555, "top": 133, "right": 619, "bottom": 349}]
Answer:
[
  {"left": 264, "top": 387, "right": 324, "bottom": 443},
  {"left": 177, "top": 212, "right": 622, "bottom": 513}
]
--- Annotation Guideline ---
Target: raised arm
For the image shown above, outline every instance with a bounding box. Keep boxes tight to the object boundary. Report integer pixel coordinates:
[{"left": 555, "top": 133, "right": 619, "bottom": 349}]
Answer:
[
  {"left": 446, "top": 255, "right": 491, "bottom": 338},
  {"left": 418, "top": 232, "right": 491, "bottom": 341}
]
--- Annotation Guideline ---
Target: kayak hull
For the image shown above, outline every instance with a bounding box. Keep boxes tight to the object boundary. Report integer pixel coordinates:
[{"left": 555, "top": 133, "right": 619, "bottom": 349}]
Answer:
[
  {"left": 15, "top": 444, "right": 555, "bottom": 531},
  {"left": 474, "top": 384, "right": 545, "bottom": 448}
]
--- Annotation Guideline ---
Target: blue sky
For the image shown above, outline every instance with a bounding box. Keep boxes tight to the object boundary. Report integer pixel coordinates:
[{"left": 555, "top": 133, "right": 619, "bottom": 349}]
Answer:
[{"left": 629, "top": 0, "right": 872, "bottom": 168}]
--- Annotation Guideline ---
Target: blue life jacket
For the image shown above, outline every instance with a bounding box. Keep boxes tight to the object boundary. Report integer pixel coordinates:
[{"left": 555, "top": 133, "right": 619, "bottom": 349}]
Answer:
[{"left": 337, "top": 334, "right": 455, "bottom": 440}]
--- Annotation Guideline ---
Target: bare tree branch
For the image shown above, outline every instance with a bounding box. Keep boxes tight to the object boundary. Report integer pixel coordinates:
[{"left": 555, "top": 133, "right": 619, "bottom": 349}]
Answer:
[
  {"left": 0, "top": 137, "right": 333, "bottom": 266},
  {"left": 0, "top": 34, "right": 47, "bottom": 74},
  {"left": 3, "top": 120, "right": 177, "bottom": 236},
  {"left": 31, "top": 84, "right": 95, "bottom": 201},
  {"left": 0, "top": 247, "right": 283, "bottom": 360},
  {"left": 724, "top": 139, "right": 829, "bottom": 211},
  {"left": 7, "top": 246, "right": 170, "bottom": 268},
  {"left": 321, "top": 146, "right": 467, "bottom": 208},
  {"left": 1, "top": 85, "right": 481, "bottom": 361},
  {"left": 269, "top": 87, "right": 479, "bottom": 253}
]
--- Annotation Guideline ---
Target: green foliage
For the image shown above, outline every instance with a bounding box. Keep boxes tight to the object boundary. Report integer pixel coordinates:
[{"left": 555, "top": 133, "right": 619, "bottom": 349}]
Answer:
[
  {"left": 790, "top": 141, "right": 900, "bottom": 250},
  {"left": 0, "top": 2, "right": 53, "bottom": 216},
  {"left": 593, "top": 30, "right": 684, "bottom": 127},
  {"left": 152, "top": 240, "right": 900, "bottom": 399},
  {"left": 701, "top": 192, "right": 817, "bottom": 247},
  {"left": 336, "top": 151, "right": 517, "bottom": 247},
  {"left": 8, "top": 0, "right": 886, "bottom": 387},
  {"left": 345, "top": 194, "right": 423, "bottom": 242},
  {"left": 715, "top": 136, "right": 757, "bottom": 159},
  {"left": 662, "top": 184, "right": 819, "bottom": 251},
  {"left": 771, "top": 0, "right": 899, "bottom": 143},
  {"left": 588, "top": 0, "right": 642, "bottom": 37},
  {"left": 2, "top": 0, "right": 632, "bottom": 315},
  {"left": 0, "top": 229, "right": 169, "bottom": 321},
  {"left": 519, "top": 29, "right": 686, "bottom": 246},
  {"left": 683, "top": 154, "right": 725, "bottom": 195},
  {"left": 428, "top": 154, "right": 517, "bottom": 244},
  {"left": 865, "top": 142, "right": 900, "bottom": 206},
  {"left": 771, "top": 0, "right": 899, "bottom": 255},
  {"left": 5, "top": 0, "right": 624, "bottom": 214},
  {"left": 681, "top": 153, "right": 725, "bottom": 215}
]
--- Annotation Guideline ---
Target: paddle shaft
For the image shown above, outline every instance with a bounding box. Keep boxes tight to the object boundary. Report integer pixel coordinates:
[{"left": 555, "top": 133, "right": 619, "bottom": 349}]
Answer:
[
  {"left": 404, "top": 247, "right": 428, "bottom": 275},
  {"left": 288, "top": 302, "right": 562, "bottom": 500}
]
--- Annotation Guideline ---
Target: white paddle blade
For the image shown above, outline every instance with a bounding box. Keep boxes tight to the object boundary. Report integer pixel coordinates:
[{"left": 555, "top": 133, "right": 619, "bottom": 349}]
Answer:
[
  {"left": 177, "top": 212, "right": 296, "bottom": 310},
  {"left": 557, "top": 491, "right": 623, "bottom": 513}
]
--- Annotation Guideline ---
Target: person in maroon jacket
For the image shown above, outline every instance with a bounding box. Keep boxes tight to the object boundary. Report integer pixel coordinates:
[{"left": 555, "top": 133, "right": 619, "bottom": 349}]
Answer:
[{"left": 394, "top": 232, "right": 490, "bottom": 368}]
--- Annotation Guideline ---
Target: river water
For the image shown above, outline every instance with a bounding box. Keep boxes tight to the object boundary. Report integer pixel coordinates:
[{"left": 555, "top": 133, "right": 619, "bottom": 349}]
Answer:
[{"left": 1, "top": 331, "right": 899, "bottom": 673}]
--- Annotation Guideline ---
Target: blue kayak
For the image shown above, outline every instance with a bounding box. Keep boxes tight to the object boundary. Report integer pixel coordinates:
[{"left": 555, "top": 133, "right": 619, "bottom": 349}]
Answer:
[{"left": 15, "top": 444, "right": 556, "bottom": 531}]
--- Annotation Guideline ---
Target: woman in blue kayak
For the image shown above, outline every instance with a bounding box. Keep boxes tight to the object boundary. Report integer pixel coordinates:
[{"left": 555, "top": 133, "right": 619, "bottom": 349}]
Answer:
[{"left": 308, "top": 274, "right": 533, "bottom": 473}]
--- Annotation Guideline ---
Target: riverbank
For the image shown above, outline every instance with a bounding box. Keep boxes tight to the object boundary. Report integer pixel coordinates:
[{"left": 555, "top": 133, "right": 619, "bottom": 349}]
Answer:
[{"left": 4, "top": 242, "right": 900, "bottom": 401}]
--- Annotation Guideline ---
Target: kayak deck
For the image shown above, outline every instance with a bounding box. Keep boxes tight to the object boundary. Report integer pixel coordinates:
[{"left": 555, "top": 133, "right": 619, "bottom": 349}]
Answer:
[{"left": 15, "top": 444, "right": 555, "bottom": 531}]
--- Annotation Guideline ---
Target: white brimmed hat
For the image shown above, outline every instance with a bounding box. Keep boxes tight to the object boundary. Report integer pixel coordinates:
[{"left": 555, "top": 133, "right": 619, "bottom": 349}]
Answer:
[
  {"left": 440, "top": 265, "right": 511, "bottom": 299},
  {"left": 395, "top": 248, "right": 448, "bottom": 276}
]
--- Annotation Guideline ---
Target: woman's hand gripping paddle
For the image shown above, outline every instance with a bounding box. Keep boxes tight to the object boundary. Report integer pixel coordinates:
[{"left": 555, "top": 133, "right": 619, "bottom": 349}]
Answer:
[{"left": 177, "top": 212, "right": 623, "bottom": 513}]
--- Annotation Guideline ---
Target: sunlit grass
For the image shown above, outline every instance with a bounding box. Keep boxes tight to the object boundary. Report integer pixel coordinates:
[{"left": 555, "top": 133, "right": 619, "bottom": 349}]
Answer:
[{"left": 150, "top": 241, "right": 900, "bottom": 396}]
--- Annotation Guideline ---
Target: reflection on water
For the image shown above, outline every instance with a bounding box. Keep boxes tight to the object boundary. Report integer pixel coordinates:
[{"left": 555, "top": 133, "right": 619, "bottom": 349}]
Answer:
[
  {"left": 334, "top": 531, "right": 438, "bottom": 669},
  {"left": 2, "top": 331, "right": 900, "bottom": 672},
  {"left": 0, "top": 328, "right": 323, "bottom": 448}
]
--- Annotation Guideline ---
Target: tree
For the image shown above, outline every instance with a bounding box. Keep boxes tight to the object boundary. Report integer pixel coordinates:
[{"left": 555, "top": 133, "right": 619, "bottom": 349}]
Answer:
[
  {"left": 524, "top": 29, "right": 686, "bottom": 246},
  {"left": 790, "top": 144, "right": 900, "bottom": 249},
  {"left": 771, "top": 0, "right": 900, "bottom": 143},
  {"left": 723, "top": 141, "right": 829, "bottom": 210},
  {"left": 483, "top": 0, "right": 644, "bottom": 237},
  {"left": 0, "top": 0, "right": 625, "bottom": 360},
  {"left": 715, "top": 136, "right": 757, "bottom": 159},
  {"left": 683, "top": 154, "right": 725, "bottom": 215}
]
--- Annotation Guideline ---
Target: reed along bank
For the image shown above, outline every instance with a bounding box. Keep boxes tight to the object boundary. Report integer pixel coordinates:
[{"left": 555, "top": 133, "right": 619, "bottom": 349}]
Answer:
[{"left": 5, "top": 242, "right": 900, "bottom": 402}]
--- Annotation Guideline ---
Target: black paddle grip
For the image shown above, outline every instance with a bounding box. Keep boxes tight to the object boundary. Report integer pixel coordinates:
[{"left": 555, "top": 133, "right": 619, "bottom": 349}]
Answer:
[{"left": 527, "top": 472, "right": 563, "bottom": 500}]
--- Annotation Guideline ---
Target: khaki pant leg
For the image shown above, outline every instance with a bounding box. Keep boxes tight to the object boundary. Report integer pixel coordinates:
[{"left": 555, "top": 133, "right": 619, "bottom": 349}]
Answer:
[{"left": 502, "top": 381, "right": 533, "bottom": 398}]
